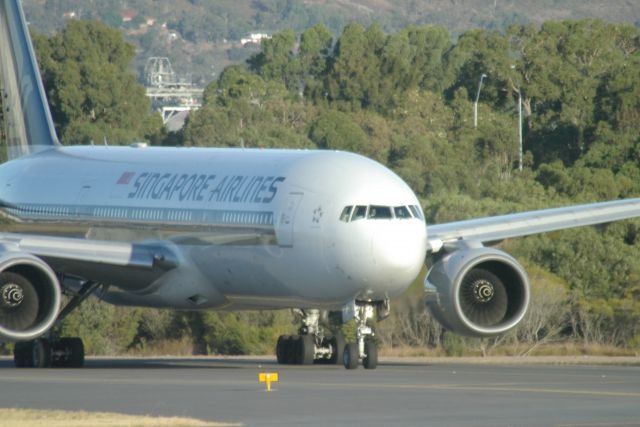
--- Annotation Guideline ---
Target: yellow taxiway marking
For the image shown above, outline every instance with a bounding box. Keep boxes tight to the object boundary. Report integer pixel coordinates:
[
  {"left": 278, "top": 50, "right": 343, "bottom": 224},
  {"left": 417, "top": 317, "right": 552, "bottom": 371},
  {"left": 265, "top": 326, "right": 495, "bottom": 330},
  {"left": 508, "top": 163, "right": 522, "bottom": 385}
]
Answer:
[{"left": 258, "top": 372, "right": 279, "bottom": 392}]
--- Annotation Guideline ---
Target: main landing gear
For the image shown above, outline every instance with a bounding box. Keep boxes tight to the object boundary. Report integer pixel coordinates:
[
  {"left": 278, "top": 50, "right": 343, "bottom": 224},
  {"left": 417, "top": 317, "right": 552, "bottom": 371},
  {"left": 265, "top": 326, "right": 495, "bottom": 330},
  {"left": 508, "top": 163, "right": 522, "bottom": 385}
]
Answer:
[
  {"left": 276, "top": 309, "right": 345, "bottom": 365},
  {"left": 14, "top": 337, "right": 84, "bottom": 368},
  {"left": 13, "top": 280, "right": 100, "bottom": 368},
  {"left": 276, "top": 300, "right": 388, "bottom": 370}
]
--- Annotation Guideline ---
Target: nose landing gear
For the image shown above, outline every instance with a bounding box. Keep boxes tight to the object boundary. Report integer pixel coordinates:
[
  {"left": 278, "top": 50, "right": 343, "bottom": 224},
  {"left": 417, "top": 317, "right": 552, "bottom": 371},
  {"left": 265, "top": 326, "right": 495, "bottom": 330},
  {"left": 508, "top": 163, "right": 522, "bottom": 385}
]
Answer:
[
  {"left": 341, "top": 301, "right": 383, "bottom": 370},
  {"left": 276, "top": 300, "right": 388, "bottom": 370}
]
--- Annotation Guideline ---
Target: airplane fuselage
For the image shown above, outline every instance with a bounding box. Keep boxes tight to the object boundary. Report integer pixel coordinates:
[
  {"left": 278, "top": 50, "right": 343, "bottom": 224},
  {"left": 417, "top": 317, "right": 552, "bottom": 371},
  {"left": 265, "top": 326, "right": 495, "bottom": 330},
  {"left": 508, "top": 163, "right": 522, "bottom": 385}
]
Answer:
[{"left": 0, "top": 145, "right": 428, "bottom": 311}]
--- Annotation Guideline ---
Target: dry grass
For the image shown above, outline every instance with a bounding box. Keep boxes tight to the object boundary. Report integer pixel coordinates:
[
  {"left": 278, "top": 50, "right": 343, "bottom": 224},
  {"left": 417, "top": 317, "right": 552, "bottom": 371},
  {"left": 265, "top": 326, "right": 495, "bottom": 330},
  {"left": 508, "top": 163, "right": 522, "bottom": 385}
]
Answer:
[
  {"left": 0, "top": 408, "right": 240, "bottom": 427},
  {"left": 126, "top": 337, "right": 195, "bottom": 357},
  {"left": 380, "top": 343, "right": 639, "bottom": 358},
  {"left": 381, "top": 355, "right": 640, "bottom": 366},
  {"left": 523, "top": 342, "right": 637, "bottom": 357},
  {"left": 379, "top": 346, "right": 447, "bottom": 358}
]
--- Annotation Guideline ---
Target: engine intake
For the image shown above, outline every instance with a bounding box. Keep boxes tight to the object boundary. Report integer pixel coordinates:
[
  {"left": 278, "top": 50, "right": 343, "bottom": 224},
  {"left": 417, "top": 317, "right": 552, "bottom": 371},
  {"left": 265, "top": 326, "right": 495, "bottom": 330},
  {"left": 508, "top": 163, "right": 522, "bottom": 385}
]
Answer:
[
  {"left": 0, "top": 253, "right": 61, "bottom": 341},
  {"left": 425, "top": 247, "right": 530, "bottom": 337}
]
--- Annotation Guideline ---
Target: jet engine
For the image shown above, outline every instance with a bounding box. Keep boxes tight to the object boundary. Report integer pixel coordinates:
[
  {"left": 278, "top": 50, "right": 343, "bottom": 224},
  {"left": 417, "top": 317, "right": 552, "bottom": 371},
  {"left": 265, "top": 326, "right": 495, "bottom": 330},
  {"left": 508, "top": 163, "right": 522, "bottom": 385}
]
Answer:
[
  {"left": 0, "top": 252, "right": 61, "bottom": 341},
  {"left": 425, "top": 247, "right": 530, "bottom": 337}
]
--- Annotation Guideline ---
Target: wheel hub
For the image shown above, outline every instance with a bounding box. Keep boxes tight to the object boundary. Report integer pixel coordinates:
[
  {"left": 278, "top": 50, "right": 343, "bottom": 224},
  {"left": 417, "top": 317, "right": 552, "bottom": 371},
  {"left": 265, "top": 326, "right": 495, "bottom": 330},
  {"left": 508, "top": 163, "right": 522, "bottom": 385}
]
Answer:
[
  {"left": 472, "top": 280, "right": 494, "bottom": 303},
  {"left": 1, "top": 283, "right": 24, "bottom": 308}
]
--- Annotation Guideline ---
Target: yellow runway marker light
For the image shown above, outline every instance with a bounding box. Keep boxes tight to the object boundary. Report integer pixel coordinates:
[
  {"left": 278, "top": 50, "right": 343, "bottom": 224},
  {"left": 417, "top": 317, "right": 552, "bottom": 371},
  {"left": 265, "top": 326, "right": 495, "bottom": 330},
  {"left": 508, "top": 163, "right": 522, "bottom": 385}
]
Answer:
[{"left": 259, "top": 373, "right": 279, "bottom": 392}]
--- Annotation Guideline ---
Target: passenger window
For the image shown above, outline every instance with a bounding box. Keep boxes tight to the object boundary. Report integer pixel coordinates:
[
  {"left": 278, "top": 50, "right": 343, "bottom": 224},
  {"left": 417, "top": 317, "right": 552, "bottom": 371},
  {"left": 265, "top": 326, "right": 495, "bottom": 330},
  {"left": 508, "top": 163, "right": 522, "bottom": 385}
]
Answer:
[
  {"left": 394, "top": 206, "right": 411, "bottom": 219},
  {"left": 409, "top": 205, "right": 424, "bottom": 220},
  {"left": 340, "top": 206, "right": 353, "bottom": 222},
  {"left": 368, "top": 205, "right": 392, "bottom": 219},
  {"left": 352, "top": 205, "right": 367, "bottom": 221}
]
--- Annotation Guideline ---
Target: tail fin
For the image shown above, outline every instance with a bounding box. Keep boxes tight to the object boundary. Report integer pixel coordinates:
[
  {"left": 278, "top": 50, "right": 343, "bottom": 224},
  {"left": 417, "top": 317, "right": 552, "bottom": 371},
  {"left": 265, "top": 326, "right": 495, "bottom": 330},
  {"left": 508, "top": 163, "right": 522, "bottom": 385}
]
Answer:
[{"left": 0, "top": 0, "right": 60, "bottom": 161}]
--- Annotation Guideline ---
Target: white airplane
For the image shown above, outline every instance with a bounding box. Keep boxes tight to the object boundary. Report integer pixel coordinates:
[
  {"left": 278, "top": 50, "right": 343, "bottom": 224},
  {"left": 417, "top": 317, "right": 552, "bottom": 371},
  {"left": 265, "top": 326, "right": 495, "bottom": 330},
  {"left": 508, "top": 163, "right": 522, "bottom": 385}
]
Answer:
[{"left": 1, "top": 0, "right": 639, "bottom": 369}]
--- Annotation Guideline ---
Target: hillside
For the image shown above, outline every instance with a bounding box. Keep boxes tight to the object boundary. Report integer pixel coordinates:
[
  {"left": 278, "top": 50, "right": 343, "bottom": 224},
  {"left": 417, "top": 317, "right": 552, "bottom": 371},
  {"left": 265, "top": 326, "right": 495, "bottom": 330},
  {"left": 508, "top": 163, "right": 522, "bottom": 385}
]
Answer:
[
  {"left": 23, "top": 1, "right": 640, "bottom": 36},
  {"left": 22, "top": 0, "right": 640, "bottom": 85}
]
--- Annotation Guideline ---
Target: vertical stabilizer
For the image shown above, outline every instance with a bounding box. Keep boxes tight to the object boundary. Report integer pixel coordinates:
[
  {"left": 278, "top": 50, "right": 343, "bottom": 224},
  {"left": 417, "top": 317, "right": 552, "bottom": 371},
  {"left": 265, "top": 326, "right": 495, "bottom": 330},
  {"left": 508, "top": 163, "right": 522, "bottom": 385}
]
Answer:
[{"left": 0, "top": 0, "right": 60, "bottom": 161}]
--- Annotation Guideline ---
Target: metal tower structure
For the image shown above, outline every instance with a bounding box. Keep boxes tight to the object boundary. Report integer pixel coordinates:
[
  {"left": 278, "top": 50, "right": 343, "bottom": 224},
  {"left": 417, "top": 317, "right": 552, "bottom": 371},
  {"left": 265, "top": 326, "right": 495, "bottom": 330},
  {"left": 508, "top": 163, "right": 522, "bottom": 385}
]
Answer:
[
  {"left": 144, "top": 57, "right": 178, "bottom": 87},
  {"left": 144, "top": 57, "right": 203, "bottom": 128}
]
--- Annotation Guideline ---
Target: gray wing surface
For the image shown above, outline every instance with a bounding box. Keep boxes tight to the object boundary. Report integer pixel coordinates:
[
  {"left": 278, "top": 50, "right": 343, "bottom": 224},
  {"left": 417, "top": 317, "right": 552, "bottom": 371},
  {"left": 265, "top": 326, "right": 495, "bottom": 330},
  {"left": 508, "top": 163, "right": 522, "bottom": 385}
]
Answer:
[
  {"left": 426, "top": 198, "right": 640, "bottom": 252},
  {"left": 0, "top": 233, "right": 178, "bottom": 289}
]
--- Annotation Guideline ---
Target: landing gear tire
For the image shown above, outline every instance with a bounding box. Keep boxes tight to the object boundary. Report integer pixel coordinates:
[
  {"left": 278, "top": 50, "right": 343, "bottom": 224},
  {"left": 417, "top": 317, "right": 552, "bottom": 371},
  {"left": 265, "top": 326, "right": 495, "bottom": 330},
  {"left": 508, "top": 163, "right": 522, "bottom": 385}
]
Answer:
[
  {"left": 34, "top": 339, "right": 52, "bottom": 368},
  {"left": 363, "top": 340, "right": 378, "bottom": 370},
  {"left": 330, "top": 333, "right": 345, "bottom": 365},
  {"left": 53, "top": 337, "right": 85, "bottom": 368},
  {"left": 299, "top": 334, "right": 315, "bottom": 365},
  {"left": 289, "top": 335, "right": 302, "bottom": 364},
  {"left": 276, "top": 335, "right": 299, "bottom": 365},
  {"left": 14, "top": 340, "right": 52, "bottom": 368},
  {"left": 13, "top": 341, "right": 32, "bottom": 368},
  {"left": 13, "top": 337, "right": 84, "bottom": 368},
  {"left": 31, "top": 339, "right": 51, "bottom": 368},
  {"left": 276, "top": 336, "right": 287, "bottom": 364},
  {"left": 343, "top": 342, "right": 359, "bottom": 370},
  {"left": 67, "top": 337, "right": 84, "bottom": 367}
]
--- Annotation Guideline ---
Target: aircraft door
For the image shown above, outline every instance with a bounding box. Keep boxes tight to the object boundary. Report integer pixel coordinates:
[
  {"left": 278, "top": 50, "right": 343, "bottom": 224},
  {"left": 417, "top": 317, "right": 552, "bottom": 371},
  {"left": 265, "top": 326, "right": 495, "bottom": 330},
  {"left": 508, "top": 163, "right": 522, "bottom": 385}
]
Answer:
[
  {"left": 276, "top": 192, "right": 303, "bottom": 247},
  {"left": 76, "top": 178, "right": 98, "bottom": 205}
]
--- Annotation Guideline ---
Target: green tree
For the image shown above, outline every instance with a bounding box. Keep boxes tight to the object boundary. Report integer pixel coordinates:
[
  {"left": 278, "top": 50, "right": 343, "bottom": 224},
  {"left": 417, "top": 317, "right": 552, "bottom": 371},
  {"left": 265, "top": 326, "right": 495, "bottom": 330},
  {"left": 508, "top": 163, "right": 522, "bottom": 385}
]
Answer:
[
  {"left": 185, "top": 65, "right": 313, "bottom": 148},
  {"left": 33, "top": 21, "right": 164, "bottom": 146},
  {"left": 326, "top": 23, "right": 386, "bottom": 109},
  {"left": 298, "top": 24, "right": 333, "bottom": 78},
  {"left": 509, "top": 21, "right": 637, "bottom": 165},
  {"left": 248, "top": 30, "right": 297, "bottom": 88},
  {"left": 405, "top": 25, "right": 451, "bottom": 93},
  {"left": 308, "top": 109, "right": 368, "bottom": 153},
  {"left": 58, "top": 297, "right": 141, "bottom": 355},
  {"left": 297, "top": 24, "right": 333, "bottom": 98},
  {"left": 595, "top": 55, "right": 640, "bottom": 133},
  {"left": 445, "top": 29, "right": 513, "bottom": 106}
]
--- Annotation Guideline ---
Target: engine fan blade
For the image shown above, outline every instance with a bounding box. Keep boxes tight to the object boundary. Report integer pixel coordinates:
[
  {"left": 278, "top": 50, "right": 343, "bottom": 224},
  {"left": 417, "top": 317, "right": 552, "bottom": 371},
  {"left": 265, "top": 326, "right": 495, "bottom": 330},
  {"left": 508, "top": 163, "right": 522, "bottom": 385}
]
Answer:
[{"left": 459, "top": 268, "right": 508, "bottom": 327}]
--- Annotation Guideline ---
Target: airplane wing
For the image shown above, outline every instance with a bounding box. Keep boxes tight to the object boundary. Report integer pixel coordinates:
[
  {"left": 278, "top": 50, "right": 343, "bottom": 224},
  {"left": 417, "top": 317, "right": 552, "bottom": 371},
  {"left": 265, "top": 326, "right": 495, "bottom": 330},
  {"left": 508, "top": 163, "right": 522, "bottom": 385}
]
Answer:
[
  {"left": 0, "top": 232, "right": 178, "bottom": 288},
  {"left": 426, "top": 198, "right": 640, "bottom": 253}
]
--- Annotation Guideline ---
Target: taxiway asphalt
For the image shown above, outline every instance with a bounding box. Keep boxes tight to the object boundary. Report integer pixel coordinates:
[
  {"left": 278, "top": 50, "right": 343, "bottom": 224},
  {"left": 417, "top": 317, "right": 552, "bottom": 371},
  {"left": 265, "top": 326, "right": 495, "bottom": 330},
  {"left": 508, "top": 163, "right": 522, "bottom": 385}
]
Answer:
[{"left": 1, "top": 357, "right": 639, "bottom": 426}]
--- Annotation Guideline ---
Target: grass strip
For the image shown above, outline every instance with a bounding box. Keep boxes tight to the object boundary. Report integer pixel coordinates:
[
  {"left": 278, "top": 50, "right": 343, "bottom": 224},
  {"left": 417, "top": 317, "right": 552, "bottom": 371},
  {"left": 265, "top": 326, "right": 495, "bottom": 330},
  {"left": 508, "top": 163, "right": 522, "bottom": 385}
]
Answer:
[{"left": 0, "top": 408, "right": 240, "bottom": 427}]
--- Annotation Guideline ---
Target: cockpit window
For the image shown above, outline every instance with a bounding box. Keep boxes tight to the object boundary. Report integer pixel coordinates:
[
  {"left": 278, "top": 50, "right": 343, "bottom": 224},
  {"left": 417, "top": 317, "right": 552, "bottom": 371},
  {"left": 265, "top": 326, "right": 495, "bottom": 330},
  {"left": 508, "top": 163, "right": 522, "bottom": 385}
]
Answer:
[
  {"left": 352, "top": 205, "right": 368, "bottom": 221},
  {"left": 409, "top": 205, "right": 424, "bottom": 220},
  {"left": 368, "top": 205, "right": 393, "bottom": 219},
  {"left": 394, "top": 206, "right": 411, "bottom": 219},
  {"left": 340, "top": 206, "right": 353, "bottom": 222},
  {"left": 342, "top": 204, "right": 421, "bottom": 222}
]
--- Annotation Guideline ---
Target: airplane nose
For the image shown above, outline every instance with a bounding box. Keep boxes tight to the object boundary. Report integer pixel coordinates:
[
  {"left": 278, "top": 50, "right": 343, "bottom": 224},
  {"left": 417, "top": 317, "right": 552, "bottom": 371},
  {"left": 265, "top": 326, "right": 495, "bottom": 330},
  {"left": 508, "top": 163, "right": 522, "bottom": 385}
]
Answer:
[{"left": 372, "top": 222, "right": 426, "bottom": 280}]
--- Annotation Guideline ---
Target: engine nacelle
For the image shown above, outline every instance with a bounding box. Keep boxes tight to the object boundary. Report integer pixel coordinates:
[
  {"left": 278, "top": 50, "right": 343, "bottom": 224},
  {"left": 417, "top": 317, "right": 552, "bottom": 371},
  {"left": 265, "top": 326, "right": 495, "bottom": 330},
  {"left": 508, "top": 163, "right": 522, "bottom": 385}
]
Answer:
[
  {"left": 0, "top": 252, "right": 61, "bottom": 341},
  {"left": 425, "top": 247, "right": 530, "bottom": 337}
]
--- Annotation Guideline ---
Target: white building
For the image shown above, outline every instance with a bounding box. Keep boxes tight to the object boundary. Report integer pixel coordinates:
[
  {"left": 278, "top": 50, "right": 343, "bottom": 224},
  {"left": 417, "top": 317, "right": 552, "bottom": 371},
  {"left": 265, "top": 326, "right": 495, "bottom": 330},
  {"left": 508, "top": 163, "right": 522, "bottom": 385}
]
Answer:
[{"left": 241, "top": 33, "right": 271, "bottom": 46}]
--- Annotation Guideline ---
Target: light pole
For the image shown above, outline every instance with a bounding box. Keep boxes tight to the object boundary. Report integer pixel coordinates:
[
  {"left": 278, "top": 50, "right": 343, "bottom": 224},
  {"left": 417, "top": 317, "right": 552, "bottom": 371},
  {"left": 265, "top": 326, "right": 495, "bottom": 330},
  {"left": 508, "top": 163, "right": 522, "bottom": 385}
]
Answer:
[
  {"left": 474, "top": 73, "right": 487, "bottom": 129},
  {"left": 517, "top": 88, "right": 523, "bottom": 171},
  {"left": 510, "top": 65, "right": 523, "bottom": 171}
]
